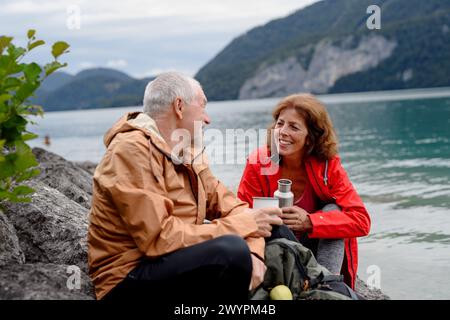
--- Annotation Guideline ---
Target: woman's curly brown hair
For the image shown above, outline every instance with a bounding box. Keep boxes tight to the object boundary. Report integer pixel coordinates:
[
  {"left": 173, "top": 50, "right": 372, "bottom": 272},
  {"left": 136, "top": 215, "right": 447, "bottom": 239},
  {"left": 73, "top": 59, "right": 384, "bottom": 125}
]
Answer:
[{"left": 267, "top": 93, "right": 338, "bottom": 161}]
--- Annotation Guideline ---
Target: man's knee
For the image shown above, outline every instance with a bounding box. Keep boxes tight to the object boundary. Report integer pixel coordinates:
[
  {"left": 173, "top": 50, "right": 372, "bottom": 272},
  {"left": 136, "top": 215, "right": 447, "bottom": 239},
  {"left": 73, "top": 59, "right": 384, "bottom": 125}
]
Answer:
[
  {"left": 266, "top": 224, "right": 298, "bottom": 243},
  {"left": 209, "top": 235, "right": 252, "bottom": 270}
]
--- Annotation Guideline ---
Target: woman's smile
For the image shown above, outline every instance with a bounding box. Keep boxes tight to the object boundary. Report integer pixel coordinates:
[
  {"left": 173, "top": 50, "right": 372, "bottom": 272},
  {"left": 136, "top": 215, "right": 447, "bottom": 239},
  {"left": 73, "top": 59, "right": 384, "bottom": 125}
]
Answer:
[{"left": 274, "top": 107, "right": 308, "bottom": 158}]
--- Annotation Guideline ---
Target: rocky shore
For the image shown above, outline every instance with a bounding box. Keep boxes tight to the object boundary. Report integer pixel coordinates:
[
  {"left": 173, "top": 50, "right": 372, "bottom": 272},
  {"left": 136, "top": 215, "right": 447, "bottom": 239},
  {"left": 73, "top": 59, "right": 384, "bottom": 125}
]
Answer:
[{"left": 0, "top": 148, "right": 389, "bottom": 300}]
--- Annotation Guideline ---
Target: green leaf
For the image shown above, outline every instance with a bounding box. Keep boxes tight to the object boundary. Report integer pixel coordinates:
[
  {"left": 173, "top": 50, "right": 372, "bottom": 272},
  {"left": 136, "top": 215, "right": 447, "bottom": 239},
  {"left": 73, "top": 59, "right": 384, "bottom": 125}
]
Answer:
[
  {"left": 0, "top": 56, "right": 11, "bottom": 74},
  {"left": 14, "top": 196, "right": 32, "bottom": 203},
  {"left": 9, "top": 62, "right": 24, "bottom": 75},
  {"left": 0, "top": 161, "right": 15, "bottom": 180},
  {"left": 0, "top": 36, "right": 13, "bottom": 53},
  {"left": 44, "top": 61, "right": 67, "bottom": 76},
  {"left": 14, "top": 81, "right": 39, "bottom": 103},
  {"left": 12, "top": 185, "right": 35, "bottom": 196},
  {"left": 7, "top": 45, "right": 26, "bottom": 60},
  {"left": 15, "top": 157, "right": 38, "bottom": 172},
  {"left": 0, "top": 113, "right": 8, "bottom": 124},
  {"left": 3, "top": 77, "right": 22, "bottom": 90},
  {"left": 51, "top": 41, "right": 70, "bottom": 59},
  {"left": 16, "top": 168, "right": 40, "bottom": 183},
  {"left": 0, "top": 140, "right": 5, "bottom": 161},
  {"left": 21, "top": 133, "right": 38, "bottom": 141},
  {"left": 0, "top": 190, "right": 10, "bottom": 201},
  {"left": 1, "top": 190, "right": 32, "bottom": 203},
  {"left": 12, "top": 142, "right": 38, "bottom": 172},
  {"left": 0, "top": 94, "right": 12, "bottom": 104},
  {"left": 23, "top": 63, "right": 42, "bottom": 82},
  {"left": 14, "top": 139, "right": 32, "bottom": 153},
  {"left": 27, "top": 29, "right": 36, "bottom": 39},
  {"left": 28, "top": 40, "right": 45, "bottom": 51},
  {"left": 3, "top": 114, "right": 27, "bottom": 129}
]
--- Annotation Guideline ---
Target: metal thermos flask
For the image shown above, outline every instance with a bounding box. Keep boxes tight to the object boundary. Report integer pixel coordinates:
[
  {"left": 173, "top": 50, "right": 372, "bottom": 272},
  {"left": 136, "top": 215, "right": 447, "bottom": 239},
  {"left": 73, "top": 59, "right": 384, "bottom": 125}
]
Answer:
[{"left": 274, "top": 179, "right": 294, "bottom": 208}]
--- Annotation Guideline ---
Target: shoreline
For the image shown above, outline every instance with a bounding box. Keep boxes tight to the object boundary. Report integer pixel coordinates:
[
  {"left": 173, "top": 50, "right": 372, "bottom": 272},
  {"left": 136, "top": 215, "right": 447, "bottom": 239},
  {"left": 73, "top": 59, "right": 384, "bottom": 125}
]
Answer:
[{"left": 40, "top": 86, "right": 450, "bottom": 114}]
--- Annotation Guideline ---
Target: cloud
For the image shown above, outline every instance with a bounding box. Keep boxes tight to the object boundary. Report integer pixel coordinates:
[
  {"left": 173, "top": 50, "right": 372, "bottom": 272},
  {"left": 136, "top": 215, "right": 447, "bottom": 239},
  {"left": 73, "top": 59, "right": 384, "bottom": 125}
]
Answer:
[
  {"left": 1, "top": 0, "right": 319, "bottom": 77},
  {"left": 78, "top": 61, "right": 95, "bottom": 69},
  {"left": 106, "top": 59, "right": 128, "bottom": 69},
  {"left": 2, "top": 0, "right": 63, "bottom": 14}
]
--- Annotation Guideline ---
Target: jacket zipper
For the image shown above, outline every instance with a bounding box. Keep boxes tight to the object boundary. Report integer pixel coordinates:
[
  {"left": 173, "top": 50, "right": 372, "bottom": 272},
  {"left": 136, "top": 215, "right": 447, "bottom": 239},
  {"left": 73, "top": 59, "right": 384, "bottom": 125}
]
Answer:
[
  {"left": 308, "top": 161, "right": 326, "bottom": 201},
  {"left": 185, "top": 166, "right": 198, "bottom": 203},
  {"left": 265, "top": 174, "right": 271, "bottom": 197}
]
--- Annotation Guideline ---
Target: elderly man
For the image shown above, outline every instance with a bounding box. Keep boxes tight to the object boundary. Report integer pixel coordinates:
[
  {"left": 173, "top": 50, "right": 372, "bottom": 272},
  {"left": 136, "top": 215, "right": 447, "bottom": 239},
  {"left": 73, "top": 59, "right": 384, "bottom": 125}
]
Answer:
[{"left": 88, "top": 72, "right": 282, "bottom": 301}]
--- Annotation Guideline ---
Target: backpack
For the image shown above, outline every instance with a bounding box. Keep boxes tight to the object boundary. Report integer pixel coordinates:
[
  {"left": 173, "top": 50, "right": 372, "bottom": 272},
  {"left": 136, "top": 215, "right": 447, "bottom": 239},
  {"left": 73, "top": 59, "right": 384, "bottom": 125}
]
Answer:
[{"left": 250, "top": 238, "right": 361, "bottom": 300}]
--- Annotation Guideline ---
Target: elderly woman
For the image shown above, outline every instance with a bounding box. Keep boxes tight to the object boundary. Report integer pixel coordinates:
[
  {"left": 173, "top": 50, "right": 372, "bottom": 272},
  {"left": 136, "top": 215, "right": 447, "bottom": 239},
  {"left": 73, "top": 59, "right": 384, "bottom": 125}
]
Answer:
[{"left": 237, "top": 93, "right": 371, "bottom": 289}]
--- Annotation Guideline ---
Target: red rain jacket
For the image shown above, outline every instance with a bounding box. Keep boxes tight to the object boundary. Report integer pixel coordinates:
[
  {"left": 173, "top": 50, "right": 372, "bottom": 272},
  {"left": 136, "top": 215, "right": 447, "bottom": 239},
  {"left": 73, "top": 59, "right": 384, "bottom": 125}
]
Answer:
[{"left": 237, "top": 146, "right": 371, "bottom": 289}]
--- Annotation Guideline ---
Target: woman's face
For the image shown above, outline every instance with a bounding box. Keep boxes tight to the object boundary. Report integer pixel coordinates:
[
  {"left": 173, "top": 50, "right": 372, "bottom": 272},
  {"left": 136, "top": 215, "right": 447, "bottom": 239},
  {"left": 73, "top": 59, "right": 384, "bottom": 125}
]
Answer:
[{"left": 273, "top": 107, "right": 309, "bottom": 159}]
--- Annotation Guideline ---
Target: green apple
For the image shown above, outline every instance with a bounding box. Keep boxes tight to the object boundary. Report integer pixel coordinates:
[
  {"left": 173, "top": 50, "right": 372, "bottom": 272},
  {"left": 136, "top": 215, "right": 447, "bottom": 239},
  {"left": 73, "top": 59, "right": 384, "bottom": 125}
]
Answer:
[{"left": 269, "top": 285, "right": 293, "bottom": 300}]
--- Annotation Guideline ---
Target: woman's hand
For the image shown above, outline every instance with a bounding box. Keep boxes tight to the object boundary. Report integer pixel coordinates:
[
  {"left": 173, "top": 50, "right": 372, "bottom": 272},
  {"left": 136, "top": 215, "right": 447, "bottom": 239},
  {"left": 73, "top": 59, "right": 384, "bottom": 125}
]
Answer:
[{"left": 281, "top": 206, "right": 313, "bottom": 232}]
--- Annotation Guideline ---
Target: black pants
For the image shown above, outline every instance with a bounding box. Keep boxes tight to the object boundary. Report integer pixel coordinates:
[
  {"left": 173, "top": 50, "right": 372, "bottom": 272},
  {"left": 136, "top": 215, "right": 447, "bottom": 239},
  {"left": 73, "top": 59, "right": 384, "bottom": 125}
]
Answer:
[
  {"left": 266, "top": 225, "right": 320, "bottom": 256},
  {"left": 103, "top": 235, "right": 253, "bottom": 301}
]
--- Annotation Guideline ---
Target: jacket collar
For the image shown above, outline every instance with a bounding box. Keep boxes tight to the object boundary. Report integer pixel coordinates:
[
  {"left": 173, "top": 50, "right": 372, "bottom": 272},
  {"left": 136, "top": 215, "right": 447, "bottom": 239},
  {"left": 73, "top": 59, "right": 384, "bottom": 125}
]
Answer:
[
  {"left": 126, "top": 112, "right": 207, "bottom": 169},
  {"left": 257, "top": 145, "right": 329, "bottom": 186}
]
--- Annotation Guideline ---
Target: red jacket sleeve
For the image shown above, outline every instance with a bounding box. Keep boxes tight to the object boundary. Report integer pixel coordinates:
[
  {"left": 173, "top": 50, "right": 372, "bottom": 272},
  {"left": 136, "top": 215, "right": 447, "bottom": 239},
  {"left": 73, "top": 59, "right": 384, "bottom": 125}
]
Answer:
[
  {"left": 308, "top": 157, "right": 371, "bottom": 239},
  {"left": 237, "top": 160, "right": 264, "bottom": 208}
]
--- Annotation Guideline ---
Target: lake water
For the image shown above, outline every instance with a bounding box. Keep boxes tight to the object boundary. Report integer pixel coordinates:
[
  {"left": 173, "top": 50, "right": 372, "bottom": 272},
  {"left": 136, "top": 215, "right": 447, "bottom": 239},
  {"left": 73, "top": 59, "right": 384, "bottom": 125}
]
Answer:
[{"left": 28, "top": 87, "right": 450, "bottom": 299}]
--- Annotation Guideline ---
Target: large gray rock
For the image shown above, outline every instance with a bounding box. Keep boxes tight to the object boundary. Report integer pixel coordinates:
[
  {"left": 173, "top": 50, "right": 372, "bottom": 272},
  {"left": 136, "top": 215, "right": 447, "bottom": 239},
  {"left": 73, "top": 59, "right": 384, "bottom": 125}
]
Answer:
[
  {"left": 74, "top": 161, "right": 97, "bottom": 175},
  {"left": 0, "top": 263, "right": 94, "bottom": 300},
  {"left": 3, "top": 180, "right": 89, "bottom": 273},
  {"left": 32, "top": 147, "right": 93, "bottom": 209},
  {"left": 0, "top": 210, "right": 25, "bottom": 266},
  {"left": 356, "top": 277, "right": 390, "bottom": 300}
]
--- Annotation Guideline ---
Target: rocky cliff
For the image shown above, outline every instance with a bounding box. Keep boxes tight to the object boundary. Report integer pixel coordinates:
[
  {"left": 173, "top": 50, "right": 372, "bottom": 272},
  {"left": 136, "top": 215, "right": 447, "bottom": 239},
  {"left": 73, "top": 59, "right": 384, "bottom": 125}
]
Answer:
[
  {"left": 239, "top": 35, "right": 396, "bottom": 99},
  {"left": 0, "top": 148, "right": 389, "bottom": 300}
]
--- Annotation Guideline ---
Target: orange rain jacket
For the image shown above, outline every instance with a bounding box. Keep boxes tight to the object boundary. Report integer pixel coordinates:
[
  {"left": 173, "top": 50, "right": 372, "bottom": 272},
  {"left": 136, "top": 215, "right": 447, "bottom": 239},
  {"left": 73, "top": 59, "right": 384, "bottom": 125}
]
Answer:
[{"left": 88, "top": 112, "right": 264, "bottom": 300}]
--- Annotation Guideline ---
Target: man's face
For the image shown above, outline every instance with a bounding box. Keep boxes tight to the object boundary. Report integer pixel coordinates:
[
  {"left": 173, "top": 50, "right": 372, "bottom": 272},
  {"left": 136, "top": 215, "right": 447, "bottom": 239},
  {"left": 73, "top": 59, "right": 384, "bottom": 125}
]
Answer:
[{"left": 181, "top": 87, "right": 210, "bottom": 143}]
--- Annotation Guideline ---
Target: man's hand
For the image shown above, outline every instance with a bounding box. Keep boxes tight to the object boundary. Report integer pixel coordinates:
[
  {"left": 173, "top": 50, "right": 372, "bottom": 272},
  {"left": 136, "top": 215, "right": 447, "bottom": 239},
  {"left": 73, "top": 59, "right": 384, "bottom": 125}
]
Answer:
[
  {"left": 281, "top": 206, "right": 313, "bottom": 232},
  {"left": 247, "top": 207, "right": 283, "bottom": 238},
  {"left": 249, "top": 254, "right": 267, "bottom": 290}
]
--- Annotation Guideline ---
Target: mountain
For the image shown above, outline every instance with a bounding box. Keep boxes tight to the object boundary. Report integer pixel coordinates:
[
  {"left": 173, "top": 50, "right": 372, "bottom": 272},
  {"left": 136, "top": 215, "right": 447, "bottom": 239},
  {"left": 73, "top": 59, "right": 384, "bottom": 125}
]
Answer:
[
  {"left": 39, "top": 71, "right": 74, "bottom": 92},
  {"left": 33, "top": 68, "right": 154, "bottom": 111},
  {"left": 74, "top": 68, "right": 132, "bottom": 82},
  {"left": 195, "top": 0, "right": 450, "bottom": 101}
]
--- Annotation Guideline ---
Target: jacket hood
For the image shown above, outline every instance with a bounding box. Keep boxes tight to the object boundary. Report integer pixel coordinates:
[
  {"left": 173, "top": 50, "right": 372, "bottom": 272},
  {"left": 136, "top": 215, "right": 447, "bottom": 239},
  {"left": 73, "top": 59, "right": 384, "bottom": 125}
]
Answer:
[
  {"left": 104, "top": 112, "right": 162, "bottom": 147},
  {"left": 103, "top": 112, "right": 207, "bottom": 167}
]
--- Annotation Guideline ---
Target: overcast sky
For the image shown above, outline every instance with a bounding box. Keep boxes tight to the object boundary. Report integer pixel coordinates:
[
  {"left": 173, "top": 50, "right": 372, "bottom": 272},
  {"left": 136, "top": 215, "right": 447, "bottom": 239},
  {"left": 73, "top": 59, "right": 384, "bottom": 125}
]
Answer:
[{"left": 1, "top": 0, "right": 319, "bottom": 78}]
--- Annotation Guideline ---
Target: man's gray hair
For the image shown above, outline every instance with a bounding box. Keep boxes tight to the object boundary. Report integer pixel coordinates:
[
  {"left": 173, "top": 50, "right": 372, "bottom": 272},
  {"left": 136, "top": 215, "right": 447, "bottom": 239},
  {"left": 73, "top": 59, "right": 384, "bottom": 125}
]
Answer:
[{"left": 143, "top": 71, "right": 201, "bottom": 117}]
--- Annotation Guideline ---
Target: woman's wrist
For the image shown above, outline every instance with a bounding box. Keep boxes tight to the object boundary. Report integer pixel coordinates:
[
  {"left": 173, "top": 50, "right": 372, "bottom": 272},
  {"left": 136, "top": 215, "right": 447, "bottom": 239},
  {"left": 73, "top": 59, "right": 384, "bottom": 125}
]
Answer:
[{"left": 303, "top": 214, "right": 313, "bottom": 232}]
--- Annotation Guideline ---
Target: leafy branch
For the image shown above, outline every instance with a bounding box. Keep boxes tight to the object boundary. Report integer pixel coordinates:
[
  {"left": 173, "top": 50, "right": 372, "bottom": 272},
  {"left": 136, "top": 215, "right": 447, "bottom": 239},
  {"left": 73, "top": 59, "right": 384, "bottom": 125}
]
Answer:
[{"left": 0, "top": 29, "right": 70, "bottom": 205}]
